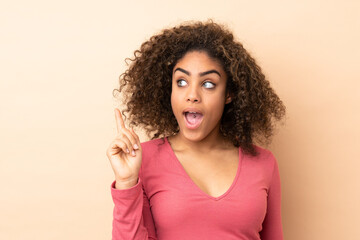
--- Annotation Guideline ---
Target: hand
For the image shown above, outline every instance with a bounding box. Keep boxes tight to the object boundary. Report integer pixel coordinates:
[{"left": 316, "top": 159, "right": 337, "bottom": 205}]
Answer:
[{"left": 106, "top": 108, "right": 142, "bottom": 189}]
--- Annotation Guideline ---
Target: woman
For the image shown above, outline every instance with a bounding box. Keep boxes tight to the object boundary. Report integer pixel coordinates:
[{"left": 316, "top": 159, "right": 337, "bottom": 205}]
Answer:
[{"left": 107, "top": 20, "right": 286, "bottom": 239}]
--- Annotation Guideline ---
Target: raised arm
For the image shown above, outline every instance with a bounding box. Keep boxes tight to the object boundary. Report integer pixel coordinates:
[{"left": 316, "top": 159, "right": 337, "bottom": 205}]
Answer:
[
  {"left": 107, "top": 108, "right": 157, "bottom": 239},
  {"left": 111, "top": 177, "right": 157, "bottom": 239}
]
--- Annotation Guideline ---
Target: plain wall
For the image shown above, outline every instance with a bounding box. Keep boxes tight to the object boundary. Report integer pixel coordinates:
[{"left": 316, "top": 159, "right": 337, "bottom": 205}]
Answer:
[{"left": 1, "top": 0, "right": 359, "bottom": 239}]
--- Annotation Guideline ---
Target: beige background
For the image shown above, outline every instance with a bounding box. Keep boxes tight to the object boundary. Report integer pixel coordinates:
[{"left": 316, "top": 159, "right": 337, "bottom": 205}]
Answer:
[{"left": 1, "top": 0, "right": 359, "bottom": 239}]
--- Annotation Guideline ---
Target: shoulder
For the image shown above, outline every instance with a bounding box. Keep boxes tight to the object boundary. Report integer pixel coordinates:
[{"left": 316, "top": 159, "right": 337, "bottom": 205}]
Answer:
[
  {"left": 140, "top": 137, "right": 170, "bottom": 164},
  {"left": 140, "top": 137, "right": 167, "bottom": 154},
  {"left": 252, "top": 145, "right": 277, "bottom": 162},
  {"left": 241, "top": 145, "right": 280, "bottom": 187},
  {"left": 138, "top": 138, "right": 170, "bottom": 179},
  {"left": 242, "top": 144, "right": 279, "bottom": 174}
]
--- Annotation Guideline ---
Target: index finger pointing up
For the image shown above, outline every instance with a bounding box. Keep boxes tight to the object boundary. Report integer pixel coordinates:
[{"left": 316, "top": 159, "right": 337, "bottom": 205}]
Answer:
[{"left": 114, "top": 108, "right": 125, "bottom": 134}]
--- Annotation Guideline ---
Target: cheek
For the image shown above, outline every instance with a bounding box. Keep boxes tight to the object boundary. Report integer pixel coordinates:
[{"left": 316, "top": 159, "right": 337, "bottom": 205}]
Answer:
[{"left": 206, "top": 95, "right": 226, "bottom": 119}]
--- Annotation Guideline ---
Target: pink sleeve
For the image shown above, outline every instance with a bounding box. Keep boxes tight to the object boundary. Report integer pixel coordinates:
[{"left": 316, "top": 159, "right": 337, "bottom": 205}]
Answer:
[
  {"left": 111, "top": 177, "right": 157, "bottom": 240},
  {"left": 259, "top": 155, "right": 284, "bottom": 240}
]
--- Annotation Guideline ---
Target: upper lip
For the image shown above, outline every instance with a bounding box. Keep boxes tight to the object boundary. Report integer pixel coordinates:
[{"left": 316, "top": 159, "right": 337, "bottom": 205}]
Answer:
[{"left": 183, "top": 107, "right": 203, "bottom": 115}]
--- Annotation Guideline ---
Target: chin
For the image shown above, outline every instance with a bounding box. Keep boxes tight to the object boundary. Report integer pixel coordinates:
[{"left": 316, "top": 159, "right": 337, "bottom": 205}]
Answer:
[{"left": 180, "top": 130, "right": 207, "bottom": 142}]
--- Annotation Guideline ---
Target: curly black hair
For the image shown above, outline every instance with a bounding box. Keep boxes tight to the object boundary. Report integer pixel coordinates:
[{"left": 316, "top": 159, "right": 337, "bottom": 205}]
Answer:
[{"left": 113, "top": 20, "right": 286, "bottom": 156}]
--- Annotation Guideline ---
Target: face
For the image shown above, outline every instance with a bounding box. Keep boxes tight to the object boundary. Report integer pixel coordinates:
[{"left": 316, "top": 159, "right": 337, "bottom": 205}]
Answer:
[{"left": 171, "top": 51, "right": 232, "bottom": 142}]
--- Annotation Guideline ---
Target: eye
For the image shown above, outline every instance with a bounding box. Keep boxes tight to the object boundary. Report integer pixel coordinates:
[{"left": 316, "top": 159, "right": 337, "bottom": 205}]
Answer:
[
  {"left": 176, "top": 79, "right": 187, "bottom": 87},
  {"left": 203, "top": 81, "right": 216, "bottom": 89}
]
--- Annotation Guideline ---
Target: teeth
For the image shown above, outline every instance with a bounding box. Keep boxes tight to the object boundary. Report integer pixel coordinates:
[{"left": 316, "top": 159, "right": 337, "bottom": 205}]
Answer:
[{"left": 184, "top": 111, "right": 202, "bottom": 115}]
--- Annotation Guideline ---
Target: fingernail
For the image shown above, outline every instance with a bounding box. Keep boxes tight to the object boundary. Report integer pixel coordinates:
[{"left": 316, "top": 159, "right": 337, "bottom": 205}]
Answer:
[
  {"left": 126, "top": 149, "right": 130, "bottom": 153},
  {"left": 132, "top": 150, "right": 136, "bottom": 156},
  {"left": 133, "top": 144, "right": 139, "bottom": 150}
]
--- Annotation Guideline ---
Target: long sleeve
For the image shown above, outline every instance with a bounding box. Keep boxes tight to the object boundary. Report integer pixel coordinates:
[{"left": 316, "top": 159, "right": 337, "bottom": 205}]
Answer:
[
  {"left": 111, "top": 177, "right": 157, "bottom": 240},
  {"left": 109, "top": 138, "right": 284, "bottom": 239},
  {"left": 259, "top": 156, "right": 284, "bottom": 240}
]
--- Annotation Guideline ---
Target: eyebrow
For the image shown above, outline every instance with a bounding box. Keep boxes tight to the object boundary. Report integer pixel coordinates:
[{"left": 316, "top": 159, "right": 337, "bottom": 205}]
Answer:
[{"left": 174, "top": 67, "right": 221, "bottom": 77}]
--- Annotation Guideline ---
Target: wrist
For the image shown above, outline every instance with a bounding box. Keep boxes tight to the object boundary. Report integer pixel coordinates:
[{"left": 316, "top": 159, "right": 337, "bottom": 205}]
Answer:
[{"left": 115, "top": 177, "right": 139, "bottom": 189}]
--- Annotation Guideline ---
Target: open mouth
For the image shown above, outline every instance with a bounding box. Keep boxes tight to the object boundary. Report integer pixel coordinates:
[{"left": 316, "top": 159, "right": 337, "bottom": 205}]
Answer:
[{"left": 183, "top": 111, "right": 203, "bottom": 129}]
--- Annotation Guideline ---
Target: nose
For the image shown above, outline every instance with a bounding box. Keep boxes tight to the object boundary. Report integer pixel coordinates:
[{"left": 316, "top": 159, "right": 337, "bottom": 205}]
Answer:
[{"left": 186, "top": 85, "right": 201, "bottom": 103}]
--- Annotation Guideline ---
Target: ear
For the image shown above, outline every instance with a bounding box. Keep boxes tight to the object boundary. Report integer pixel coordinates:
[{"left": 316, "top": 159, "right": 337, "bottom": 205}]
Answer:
[{"left": 225, "top": 92, "right": 232, "bottom": 104}]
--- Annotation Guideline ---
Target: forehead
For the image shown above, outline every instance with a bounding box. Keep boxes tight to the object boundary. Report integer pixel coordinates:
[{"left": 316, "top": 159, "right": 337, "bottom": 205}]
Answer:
[{"left": 173, "top": 50, "right": 225, "bottom": 72}]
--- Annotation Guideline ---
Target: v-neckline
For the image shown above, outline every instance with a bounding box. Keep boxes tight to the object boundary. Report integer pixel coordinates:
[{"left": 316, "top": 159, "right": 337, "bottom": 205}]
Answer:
[{"left": 164, "top": 137, "right": 242, "bottom": 201}]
